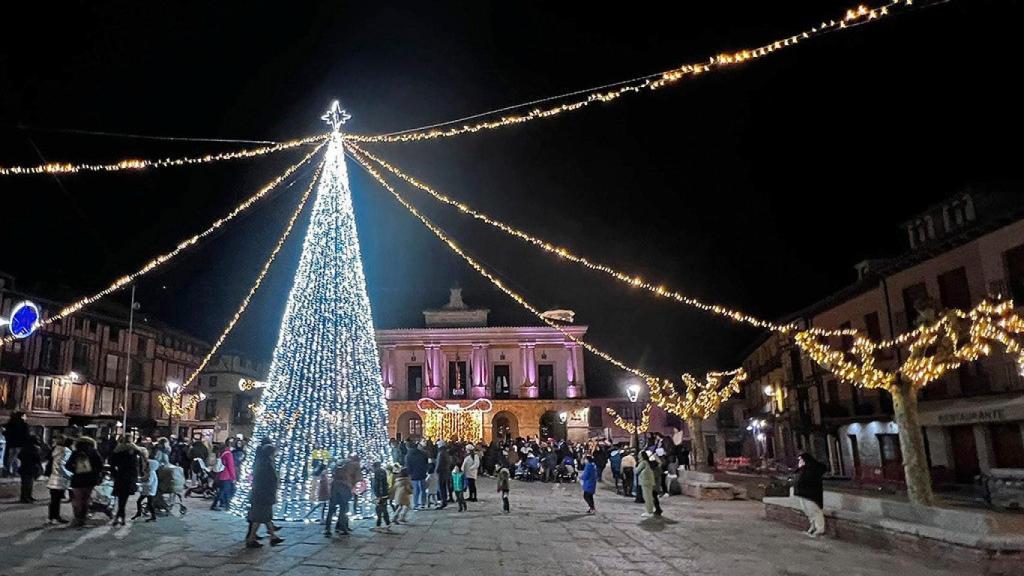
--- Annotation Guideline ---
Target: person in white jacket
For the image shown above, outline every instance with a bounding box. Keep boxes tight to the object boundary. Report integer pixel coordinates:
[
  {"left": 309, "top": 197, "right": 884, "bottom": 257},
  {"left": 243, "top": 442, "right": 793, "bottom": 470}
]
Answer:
[
  {"left": 461, "top": 445, "right": 481, "bottom": 502},
  {"left": 47, "top": 437, "right": 74, "bottom": 524}
]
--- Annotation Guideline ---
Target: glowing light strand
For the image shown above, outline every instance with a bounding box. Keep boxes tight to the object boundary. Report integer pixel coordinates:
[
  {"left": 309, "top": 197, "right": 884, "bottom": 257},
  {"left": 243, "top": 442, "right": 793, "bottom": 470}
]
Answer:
[
  {"left": 606, "top": 403, "right": 653, "bottom": 434},
  {"left": 0, "top": 133, "right": 326, "bottom": 176},
  {"left": 348, "top": 143, "right": 855, "bottom": 339},
  {"left": 647, "top": 369, "right": 748, "bottom": 420},
  {"left": 0, "top": 143, "right": 326, "bottom": 345},
  {"left": 179, "top": 156, "right": 327, "bottom": 392},
  {"left": 345, "top": 1, "right": 923, "bottom": 144}
]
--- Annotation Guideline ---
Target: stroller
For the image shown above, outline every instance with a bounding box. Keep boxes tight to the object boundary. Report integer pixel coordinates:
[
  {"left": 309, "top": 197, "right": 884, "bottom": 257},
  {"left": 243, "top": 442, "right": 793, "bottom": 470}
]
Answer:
[
  {"left": 184, "top": 458, "right": 216, "bottom": 499},
  {"left": 514, "top": 455, "right": 541, "bottom": 482},
  {"left": 89, "top": 471, "right": 116, "bottom": 520},
  {"left": 142, "top": 465, "right": 188, "bottom": 517},
  {"left": 555, "top": 457, "right": 578, "bottom": 483}
]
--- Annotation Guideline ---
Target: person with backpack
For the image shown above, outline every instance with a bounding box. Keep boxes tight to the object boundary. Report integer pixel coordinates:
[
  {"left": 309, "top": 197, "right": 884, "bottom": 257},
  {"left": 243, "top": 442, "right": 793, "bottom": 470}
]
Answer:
[
  {"left": 211, "top": 442, "right": 236, "bottom": 511},
  {"left": 65, "top": 437, "right": 103, "bottom": 527}
]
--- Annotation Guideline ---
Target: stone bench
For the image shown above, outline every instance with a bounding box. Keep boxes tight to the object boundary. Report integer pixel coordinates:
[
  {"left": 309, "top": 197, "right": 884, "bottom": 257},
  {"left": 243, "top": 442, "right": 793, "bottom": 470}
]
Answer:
[
  {"left": 677, "top": 470, "right": 744, "bottom": 500},
  {"left": 764, "top": 491, "right": 1024, "bottom": 575}
]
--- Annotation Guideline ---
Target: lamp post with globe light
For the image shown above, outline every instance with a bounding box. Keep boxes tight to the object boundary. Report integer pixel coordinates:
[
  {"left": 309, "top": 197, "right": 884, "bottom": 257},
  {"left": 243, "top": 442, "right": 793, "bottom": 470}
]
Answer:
[{"left": 626, "top": 381, "right": 644, "bottom": 504}]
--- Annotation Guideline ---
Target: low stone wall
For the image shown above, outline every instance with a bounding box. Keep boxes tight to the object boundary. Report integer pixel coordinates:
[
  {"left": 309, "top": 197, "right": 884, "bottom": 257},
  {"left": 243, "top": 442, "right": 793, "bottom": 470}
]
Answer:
[
  {"left": 678, "top": 470, "right": 744, "bottom": 500},
  {"left": 764, "top": 494, "right": 1024, "bottom": 576}
]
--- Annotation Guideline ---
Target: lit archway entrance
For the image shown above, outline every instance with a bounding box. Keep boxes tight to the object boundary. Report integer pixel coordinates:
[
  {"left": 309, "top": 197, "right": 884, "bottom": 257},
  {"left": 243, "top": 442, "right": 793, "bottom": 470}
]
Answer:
[
  {"left": 396, "top": 411, "right": 423, "bottom": 442},
  {"left": 491, "top": 411, "right": 519, "bottom": 443},
  {"left": 539, "top": 410, "right": 566, "bottom": 442}
]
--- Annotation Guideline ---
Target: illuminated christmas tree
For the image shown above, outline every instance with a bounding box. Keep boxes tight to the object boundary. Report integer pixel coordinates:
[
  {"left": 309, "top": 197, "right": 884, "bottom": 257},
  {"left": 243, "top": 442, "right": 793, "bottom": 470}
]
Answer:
[{"left": 232, "top": 102, "right": 391, "bottom": 519}]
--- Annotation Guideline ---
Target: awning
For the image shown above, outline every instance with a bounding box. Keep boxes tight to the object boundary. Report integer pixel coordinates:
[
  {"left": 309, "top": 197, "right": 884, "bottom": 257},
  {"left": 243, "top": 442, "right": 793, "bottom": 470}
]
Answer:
[
  {"left": 918, "top": 393, "right": 1024, "bottom": 427},
  {"left": 24, "top": 413, "right": 70, "bottom": 427}
]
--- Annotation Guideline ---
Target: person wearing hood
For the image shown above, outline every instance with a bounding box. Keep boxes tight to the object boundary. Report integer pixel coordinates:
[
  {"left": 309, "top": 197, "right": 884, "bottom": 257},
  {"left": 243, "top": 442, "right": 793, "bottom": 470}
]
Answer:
[
  {"left": 246, "top": 442, "right": 284, "bottom": 547},
  {"left": 637, "top": 451, "right": 659, "bottom": 518},
  {"left": 794, "top": 452, "right": 827, "bottom": 537},
  {"left": 392, "top": 467, "right": 413, "bottom": 523},
  {"left": 131, "top": 447, "right": 159, "bottom": 522},
  {"left": 620, "top": 450, "right": 637, "bottom": 497},
  {"left": 108, "top": 436, "right": 141, "bottom": 525},
  {"left": 580, "top": 455, "right": 598, "bottom": 514},
  {"left": 461, "top": 444, "right": 480, "bottom": 501},
  {"left": 65, "top": 436, "right": 103, "bottom": 527},
  {"left": 435, "top": 441, "right": 452, "bottom": 509},
  {"left": 211, "top": 440, "right": 237, "bottom": 511},
  {"left": 47, "top": 437, "right": 74, "bottom": 523},
  {"left": 497, "top": 466, "right": 511, "bottom": 513}
]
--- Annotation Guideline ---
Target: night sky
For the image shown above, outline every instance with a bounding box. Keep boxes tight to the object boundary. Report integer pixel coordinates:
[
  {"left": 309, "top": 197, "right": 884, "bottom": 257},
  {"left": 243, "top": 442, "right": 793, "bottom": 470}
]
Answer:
[{"left": 1, "top": 1, "right": 1021, "bottom": 395}]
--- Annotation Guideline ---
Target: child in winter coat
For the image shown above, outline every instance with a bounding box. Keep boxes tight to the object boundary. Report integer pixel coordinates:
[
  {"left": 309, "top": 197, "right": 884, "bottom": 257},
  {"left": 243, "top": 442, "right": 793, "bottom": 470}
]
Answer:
[
  {"left": 497, "top": 467, "right": 511, "bottom": 513},
  {"left": 372, "top": 461, "right": 392, "bottom": 532},
  {"left": 452, "top": 465, "right": 467, "bottom": 512},
  {"left": 392, "top": 468, "right": 413, "bottom": 523},
  {"left": 424, "top": 462, "right": 439, "bottom": 509}
]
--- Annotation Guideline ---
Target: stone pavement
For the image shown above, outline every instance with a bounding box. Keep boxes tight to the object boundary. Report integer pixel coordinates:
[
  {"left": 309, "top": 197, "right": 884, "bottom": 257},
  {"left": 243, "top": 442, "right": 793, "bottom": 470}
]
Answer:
[{"left": 0, "top": 477, "right": 983, "bottom": 576}]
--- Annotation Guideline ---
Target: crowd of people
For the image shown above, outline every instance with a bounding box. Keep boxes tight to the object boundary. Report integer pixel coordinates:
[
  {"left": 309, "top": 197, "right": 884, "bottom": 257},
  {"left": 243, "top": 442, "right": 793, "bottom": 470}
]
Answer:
[
  {"left": 5, "top": 409, "right": 828, "bottom": 545},
  {"left": 2, "top": 411, "right": 246, "bottom": 528}
]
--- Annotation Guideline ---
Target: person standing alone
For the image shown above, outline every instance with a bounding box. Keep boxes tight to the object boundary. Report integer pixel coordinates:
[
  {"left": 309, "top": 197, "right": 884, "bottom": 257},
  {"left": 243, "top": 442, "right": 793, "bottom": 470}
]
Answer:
[
  {"left": 461, "top": 444, "right": 480, "bottom": 502},
  {"left": 372, "top": 461, "right": 392, "bottom": 531},
  {"left": 793, "top": 452, "right": 827, "bottom": 537},
  {"left": 580, "top": 455, "right": 597, "bottom": 514}
]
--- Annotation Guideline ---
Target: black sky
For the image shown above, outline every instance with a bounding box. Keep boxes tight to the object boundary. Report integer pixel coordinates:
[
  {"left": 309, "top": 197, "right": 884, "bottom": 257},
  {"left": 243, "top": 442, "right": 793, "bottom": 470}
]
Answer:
[{"left": 1, "top": 1, "right": 1022, "bottom": 395}]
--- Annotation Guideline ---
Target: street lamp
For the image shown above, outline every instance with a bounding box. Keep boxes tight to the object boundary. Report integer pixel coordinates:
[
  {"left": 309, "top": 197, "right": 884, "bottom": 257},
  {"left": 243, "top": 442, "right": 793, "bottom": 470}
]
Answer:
[
  {"left": 626, "top": 382, "right": 644, "bottom": 503},
  {"left": 158, "top": 381, "right": 206, "bottom": 439}
]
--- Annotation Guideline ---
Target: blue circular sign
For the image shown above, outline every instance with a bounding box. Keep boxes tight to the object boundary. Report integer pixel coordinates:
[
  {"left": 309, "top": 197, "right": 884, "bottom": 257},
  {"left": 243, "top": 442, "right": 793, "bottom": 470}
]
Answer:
[{"left": 9, "top": 301, "right": 40, "bottom": 339}]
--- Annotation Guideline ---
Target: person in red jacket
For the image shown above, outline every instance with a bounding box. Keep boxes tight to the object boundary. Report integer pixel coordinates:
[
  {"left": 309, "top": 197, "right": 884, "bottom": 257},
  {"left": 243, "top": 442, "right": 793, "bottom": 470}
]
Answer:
[{"left": 211, "top": 441, "right": 237, "bottom": 511}]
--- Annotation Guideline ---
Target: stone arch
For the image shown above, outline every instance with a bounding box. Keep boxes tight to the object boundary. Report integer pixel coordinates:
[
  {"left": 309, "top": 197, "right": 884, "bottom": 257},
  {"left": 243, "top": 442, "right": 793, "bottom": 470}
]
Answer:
[
  {"left": 491, "top": 411, "right": 519, "bottom": 443},
  {"left": 396, "top": 410, "right": 423, "bottom": 441},
  {"left": 539, "top": 410, "right": 566, "bottom": 442}
]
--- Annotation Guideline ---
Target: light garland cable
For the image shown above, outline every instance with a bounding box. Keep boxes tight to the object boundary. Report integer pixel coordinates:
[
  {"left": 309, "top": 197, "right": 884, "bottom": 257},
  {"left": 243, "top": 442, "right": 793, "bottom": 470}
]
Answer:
[
  {"left": 348, "top": 143, "right": 855, "bottom": 339},
  {"left": 606, "top": 403, "right": 653, "bottom": 435},
  {"left": 647, "top": 369, "right": 748, "bottom": 420},
  {"left": 345, "top": 0, "right": 931, "bottom": 144},
  {"left": 350, "top": 143, "right": 747, "bottom": 415},
  {"left": 0, "top": 142, "right": 326, "bottom": 345},
  {"left": 177, "top": 156, "right": 327, "bottom": 393},
  {"left": 0, "top": 133, "right": 326, "bottom": 176}
]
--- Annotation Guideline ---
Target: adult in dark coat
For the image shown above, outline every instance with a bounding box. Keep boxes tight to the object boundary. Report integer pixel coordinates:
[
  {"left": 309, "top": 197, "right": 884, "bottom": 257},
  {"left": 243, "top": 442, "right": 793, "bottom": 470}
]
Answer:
[
  {"left": 108, "top": 437, "right": 140, "bottom": 525},
  {"left": 245, "top": 443, "right": 283, "bottom": 548},
  {"left": 17, "top": 435, "right": 43, "bottom": 503},
  {"left": 4, "top": 411, "right": 30, "bottom": 475},
  {"left": 404, "top": 441, "right": 429, "bottom": 509},
  {"left": 435, "top": 442, "right": 452, "bottom": 508},
  {"left": 794, "top": 452, "right": 827, "bottom": 536}
]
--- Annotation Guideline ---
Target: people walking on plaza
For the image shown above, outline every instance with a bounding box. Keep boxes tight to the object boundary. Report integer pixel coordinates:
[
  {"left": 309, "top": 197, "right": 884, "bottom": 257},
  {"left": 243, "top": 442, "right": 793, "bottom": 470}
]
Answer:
[
  {"left": 246, "top": 442, "right": 283, "bottom": 547},
  {"left": 211, "top": 441, "right": 237, "bottom": 511},
  {"left": 794, "top": 452, "right": 827, "bottom": 537},
  {"left": 3, "top": 411, "right": 29, "bottom": 476},
  {"left": 637, "top": 451, "right": 658, "bottom": 518},
  {"left": 404, "top": 439, "right": 428, "bottom": 510},
  {"left": 462, "top": 444, "right": 480, "bottom": 501},
  {"left": 109, "top": 436, "right": 140, "bottom": 525},
  {"left": 497, "top": 466, "right": 511, "bottom": 513},
  {"left": 580, "top": 455, "right": 597, "bottom": 514},
  {"left": 153, "top": 437, "right": 171, "bottom": 468},
  {"left": 609, "top": 447, "right": 623, "bottom": 493},
  {"left": 392, "top": 468, "right": 412, "bottom": 524},
  {"left": 372, "top": 461, "right": 392, "bottom": 531},
  {"left": 46, "top": 437, "right": 73, "bottom": 523},
  {"left": 648, "top": 451, "right": 664, "bottom": 516},
  {"left": 66, "top": 436, "right": 102, "bottom": 528},
  {"left": 592, "top": 443, "right": 608, "bottom": 483},
  {"left": 17, "top": 435, "right": 42, "bottom": 503},
  {"left": 324, "top": 458, "right": 353, "bottom": 537},
  {"left": 620, "top": 450, "right": 636, "bottom": 497},
  {"left": 424, "top": 459, "right": 439, "bottom": 509},
  {"left": 435, "top": 441, "right": 452, "bottom": 509},
  {"left": 132, "top": 448, "right": 159, "bottom": 523},
  {"left": 452, "top": 463, "right": 467, "bottom": 512}
]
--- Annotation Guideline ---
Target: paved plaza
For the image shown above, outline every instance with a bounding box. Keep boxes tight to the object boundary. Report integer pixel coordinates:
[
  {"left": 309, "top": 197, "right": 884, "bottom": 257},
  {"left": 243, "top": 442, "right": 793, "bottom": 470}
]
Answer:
[{"left": 0, "top": 478, "right": 982, "bottom": 576}]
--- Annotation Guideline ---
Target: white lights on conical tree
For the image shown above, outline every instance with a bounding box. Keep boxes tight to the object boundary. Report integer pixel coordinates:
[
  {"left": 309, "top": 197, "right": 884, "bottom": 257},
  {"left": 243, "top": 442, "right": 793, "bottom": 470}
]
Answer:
[{"left": 232, "top": 102, "right": 391, "bottom": 520}]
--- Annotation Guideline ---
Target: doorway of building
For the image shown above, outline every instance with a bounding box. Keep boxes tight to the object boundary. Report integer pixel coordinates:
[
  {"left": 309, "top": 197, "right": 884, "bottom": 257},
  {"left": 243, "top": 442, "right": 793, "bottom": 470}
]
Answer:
[
  {"left": 539, "top": 411, "right": 565, "bottom": 441},
  {"left": 848, "top": 435, "right": 861, "bottom": 480},
  {"left": 491, "top": 411, "right": 518, "bottom": 443},
  {"left": 876, "top": 433, "right": 904, "bottom": 481},
  {"left": 990, "top": 423, "right": 1024, "bottom": 469},
  {"left": 949, "top": 425, "right": 981, "bottom": 484}
]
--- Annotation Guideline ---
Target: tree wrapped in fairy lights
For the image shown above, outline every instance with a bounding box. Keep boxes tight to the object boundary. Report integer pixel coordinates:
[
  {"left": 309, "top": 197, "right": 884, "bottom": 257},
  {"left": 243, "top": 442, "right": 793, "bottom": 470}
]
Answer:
[
  {"left": 646, "top": 368, "right": 748, "bottom": 468},
  {"left": 794, "top": 298, "right": 1024, "bottom": 506},
  {"left": 231, "top": 103, "right": 391, "bottom": 520}
]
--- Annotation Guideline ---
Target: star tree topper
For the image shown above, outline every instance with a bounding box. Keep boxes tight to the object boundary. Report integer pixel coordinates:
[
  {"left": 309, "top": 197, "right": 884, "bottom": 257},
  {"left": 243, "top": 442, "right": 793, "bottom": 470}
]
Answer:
[{"left": 322, "top": 100, "right": 352, "bottom": 133}]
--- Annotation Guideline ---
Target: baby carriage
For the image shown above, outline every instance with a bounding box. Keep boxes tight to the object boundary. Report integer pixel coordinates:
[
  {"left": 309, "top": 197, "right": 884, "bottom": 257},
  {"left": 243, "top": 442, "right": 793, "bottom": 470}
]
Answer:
[
  {"left": 89, "top": 472, "right": 116, "bottom": 520},
  {"left": 140, "top": 465, "right": 187, "bottom": 517},
  {"left": 556, "top": 457, "right": 578, "bottom": 483},
  {"left": 514, "top": 456, "right": 541, "bottom": 482},
  {"left": 184, "top": 457, "right": 216, "bottom": 499}
]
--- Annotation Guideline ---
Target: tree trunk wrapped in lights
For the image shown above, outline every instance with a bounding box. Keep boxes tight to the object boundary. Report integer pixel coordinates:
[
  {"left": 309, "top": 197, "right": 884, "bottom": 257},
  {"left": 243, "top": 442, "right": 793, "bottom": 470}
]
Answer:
[
  {"left": 646, "top": 369, "right": 747, "bottom": 470},
  {"left": 231, "top": 104, "right": 391, "bottom": 520},
  {"left": 794, "top": 299, "right": 1024, "bottom": 507}
]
